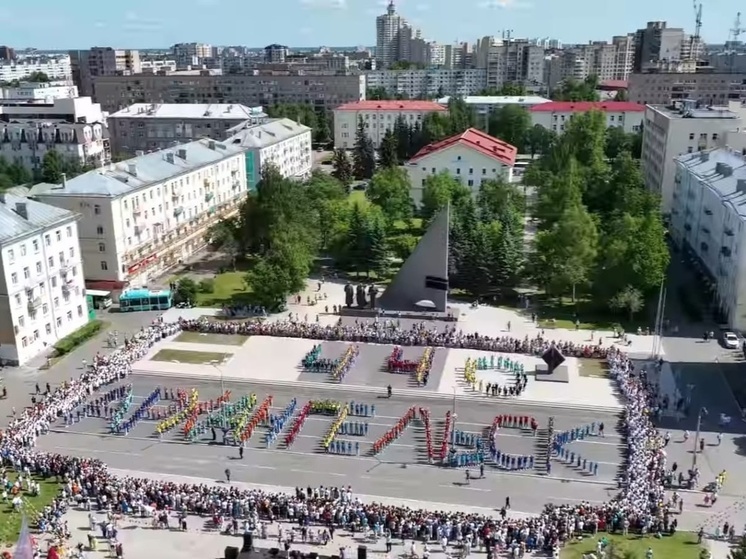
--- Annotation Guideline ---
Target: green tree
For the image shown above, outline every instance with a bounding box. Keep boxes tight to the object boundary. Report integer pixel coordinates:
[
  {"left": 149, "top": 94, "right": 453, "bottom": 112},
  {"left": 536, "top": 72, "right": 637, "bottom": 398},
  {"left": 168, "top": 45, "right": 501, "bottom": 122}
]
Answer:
[
  {"left": 314, "top": 110, "right": 331, "bottom": 145},
  {"left": 525, "top": 124, "right": 555, "bottom": 158},
  {"left": 344, "top": 202, "right": 370, "bottom": 272},
  {"left": 393, "top": 115, "right": 413, "bottom": 161},
  {"left": 533, "top": 159, "right": 584, "bottom": 230},
  {"left": 389, "top": 233, "right": 418, "bottom": 261},
  {"left": 379, "top": 129, "right": 399, "bottom": 168},
  {"left": 205, "top": 219, "right": 241, "bottom": 270},
  {"left": 487, "top": 105, "right": 531, "bottom": 151},
  {"left": 609, "top": 284, "right": 645, "bottom": 321},
  {"left": 730, "top": 536, "right": 746, "bottom": 559},
  {"left": 353, "top": 117, "right": 376, "bottom": 180},
  {"left": 367, "top": 86, "right": 390, "bottom": 100},
  {"left": 367, "top": 213, "right": 389, "bottom": 277},
  {"left": 366, "top": 167, "right": 412, "bottom": 224},
  {"left": 531, "top": 202, "right": 598, "bottom": 300},
  {"left": 41, "top": 150, "right": 65, "bottom": 183},
  {"left": 552, "top": 75, "right": 600, "bottom": 101},
  {"left": 306, "top": 172, "right": 348, "bottom": 251},
  {"left": 420, "top": 172, "right": 470, "bottom": 220},
  {"left": 562, "top": 110, "right": 607, "bottom": 167},
  {"left": 478, "top": 83, "right": 527, "bottom": 96},
  {"left": 25, "top": 71, "right": 50, "bottom": 83},
  {"left": 174, "top": 278, "right": 198, "bottom": 304},
  {"left": 447, "top": 97, "right": 475, "bottom": 135},
  {"left": 604, "top": 126, "right": 634, "bottom": 159},
  {"left": 266, "top": 103, "right": 318, "bottom": 130},
  {"left": 331, "top": 148, "right": 353, "bottom": 188}
]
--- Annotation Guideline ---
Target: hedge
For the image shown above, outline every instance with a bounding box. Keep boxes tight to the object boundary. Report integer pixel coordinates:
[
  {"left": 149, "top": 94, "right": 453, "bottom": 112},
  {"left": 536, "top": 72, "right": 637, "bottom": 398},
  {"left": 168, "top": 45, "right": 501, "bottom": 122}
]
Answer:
[{"left": 53, "top": 319, "right": 105, "bottom": 356}]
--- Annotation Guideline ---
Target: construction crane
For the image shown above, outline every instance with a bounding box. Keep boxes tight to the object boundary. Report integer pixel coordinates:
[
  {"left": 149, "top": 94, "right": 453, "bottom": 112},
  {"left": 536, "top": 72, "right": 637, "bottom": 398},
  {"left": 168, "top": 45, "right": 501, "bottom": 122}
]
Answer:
[
  {"left": 729, "top": 12, "right": 745, "bottom": 44},
  {"left": 690, "top": 0, "right": 703, "bottom": 60}
]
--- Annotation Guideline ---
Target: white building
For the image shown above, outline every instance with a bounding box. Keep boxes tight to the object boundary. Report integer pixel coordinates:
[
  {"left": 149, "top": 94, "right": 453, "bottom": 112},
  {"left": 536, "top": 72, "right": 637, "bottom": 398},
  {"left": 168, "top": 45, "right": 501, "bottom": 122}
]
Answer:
[
  {"left": 0, "top": 55, "right": 72, "bottom": 82},
  {"left": 29, "top": 138, "right": 248, "bottom": 290},
  {"left": 528, "top": 101, "right": 645, "bottom": 134},
  {"left": 671, "top": 148, "right": 746, "bottom": 331},
  {"left": 225, "top": 118, "right": 312, "bottom": 189},
  {"left": 141, "top": 60, "right": 178, "bottom": 74},
  {"left": 405, "top": 128, "right": 516, "bottom": 207},
  {"left": 0, "top": 193, "right": 88, "bottom": 366},
  {"left": 107, "top": 103, "right": 267, "bottom": 156},
  {"left": 0, "top": 97, "right": 110, "bottom": 173},
  {"left": 366, "top": 69, "right": 487, "bottom": 99},
  {"left": 641, "top": 101, "right": 744, "bottom": 214},
  {"left": 334, "top": 100, "right": 447, "bottom": 149},
  {"left": 437, "top": 95, "right": 552, "bottom": 128},
  {"left": 0, "top": 81, "right": 78, "bottom": 101}
]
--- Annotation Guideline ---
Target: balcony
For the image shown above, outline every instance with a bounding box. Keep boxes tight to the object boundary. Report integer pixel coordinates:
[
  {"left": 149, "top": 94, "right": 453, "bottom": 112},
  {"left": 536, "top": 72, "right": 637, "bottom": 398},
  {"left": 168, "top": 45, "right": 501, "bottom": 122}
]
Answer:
[
  {"left": 171, "top": 191, "right": 180, "bottom": 200},
  {"left": 134, "top": 225, "right": 142, "bottom": 236},
  {"left": 203, "top": 178, "right": 211, "bottom": 188},
  {"left": 27, "top": 297, "right": 41, "bottom": 311},
  {"left": 174, "top": 206, "right": 184, "bottom": 217},
  {"left": 205, "top": 192, "right": 214, "bottom": 202},
  {"left": 132, "top": 206, "right": 142, "bottom": 216}
]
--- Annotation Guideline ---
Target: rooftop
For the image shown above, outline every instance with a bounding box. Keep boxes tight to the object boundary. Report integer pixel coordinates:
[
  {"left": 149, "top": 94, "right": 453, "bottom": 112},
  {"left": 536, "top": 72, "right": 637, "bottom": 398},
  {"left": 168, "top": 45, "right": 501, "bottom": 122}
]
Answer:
[
  {"left": 676, "top": 148, "right": 746, "bottom": 217},
  {"left": 407, "top": 127, "right": 517, "bottom": 167},
  {"left": 109, "top": 103, "right": 266, "bottom": 120},
  {"left": 649, "top": 103, "right": 742, "bottom": 120},
  {"left": 29, "top": 138, "right": 246, "bottom": 199},
  {"left": 437, "top": 95, "right": 551, "bottom": 106},
  {"left": 226, "top": 118, "right": 311, "bottom": 150},
  {"left": 335, "top": 100, "right": 447, "bottom": 112},
  {"left": 529, "top": 101, "right": 645, "bottom": 113},
  {"left": 0, "top": 192, "right": 77, "bottom": 245}
]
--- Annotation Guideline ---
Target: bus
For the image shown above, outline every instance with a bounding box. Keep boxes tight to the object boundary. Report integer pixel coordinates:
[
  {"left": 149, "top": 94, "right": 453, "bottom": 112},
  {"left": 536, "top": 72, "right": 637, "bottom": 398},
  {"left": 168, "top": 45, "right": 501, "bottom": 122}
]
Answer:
[
  {"left": 86, "top": 289, "right": 113, "bottom": 310},
  {"left": 119, "top": 289, "right": 173, "bottom": 312}
]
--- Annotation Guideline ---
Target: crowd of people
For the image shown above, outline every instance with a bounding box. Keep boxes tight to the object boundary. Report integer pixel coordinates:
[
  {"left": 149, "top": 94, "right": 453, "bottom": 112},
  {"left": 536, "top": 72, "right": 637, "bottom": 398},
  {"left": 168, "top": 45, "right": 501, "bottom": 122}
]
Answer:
[{"left": 0, "top": 315, "right": 671, "bottom": 556}]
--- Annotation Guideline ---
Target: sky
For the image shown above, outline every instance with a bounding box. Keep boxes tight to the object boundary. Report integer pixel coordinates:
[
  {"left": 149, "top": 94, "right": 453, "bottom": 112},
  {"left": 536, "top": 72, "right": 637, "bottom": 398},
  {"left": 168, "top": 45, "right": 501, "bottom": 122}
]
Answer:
[{"left": 0, "top": 0, "right": 743, "bottom": 50}]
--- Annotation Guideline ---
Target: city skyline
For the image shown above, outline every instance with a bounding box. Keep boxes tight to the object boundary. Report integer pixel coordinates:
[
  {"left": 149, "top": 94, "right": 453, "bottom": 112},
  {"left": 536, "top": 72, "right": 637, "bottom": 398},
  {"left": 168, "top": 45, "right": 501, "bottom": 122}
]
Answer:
[{"left": 0, "top": 0, "right": 743, "bottom": 51}]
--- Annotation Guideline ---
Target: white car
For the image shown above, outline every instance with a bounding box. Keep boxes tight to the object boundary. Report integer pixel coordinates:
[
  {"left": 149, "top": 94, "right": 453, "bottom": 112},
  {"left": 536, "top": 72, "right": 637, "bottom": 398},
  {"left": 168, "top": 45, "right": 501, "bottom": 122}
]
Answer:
[{"left": 723, "top": 331, "right": 739, "bottom": 349}]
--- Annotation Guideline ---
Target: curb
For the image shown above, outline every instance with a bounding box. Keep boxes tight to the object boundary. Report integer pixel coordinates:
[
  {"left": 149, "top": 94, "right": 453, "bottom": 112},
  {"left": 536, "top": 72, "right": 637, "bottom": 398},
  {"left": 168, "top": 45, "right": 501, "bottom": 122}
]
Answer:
[{"left": 132, "top": 369, "right": 624, "bottom": 414}]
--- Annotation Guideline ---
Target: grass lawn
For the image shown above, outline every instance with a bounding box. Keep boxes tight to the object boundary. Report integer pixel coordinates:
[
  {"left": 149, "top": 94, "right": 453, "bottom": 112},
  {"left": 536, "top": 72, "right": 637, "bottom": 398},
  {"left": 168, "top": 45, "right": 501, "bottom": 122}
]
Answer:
[
  {"left": 0, "top": 477, "right": 61, "bottom": 545},
  {"left": 577, "top": 358, "right": 610, "bottom": 379},
  {"left": 348, "top": 190, "right": 368, "bottom": 207},
  {"left": 174, "top": 331, "right": 248, "bottom": 346},
  {"left": 194, "top": 271, "right": 253, "bottom": 307},
  {"left": 531, "top": 296, "right": 646, "bottom": 332},
  {"left": 151, "top": 349, "right": 231, "bottom": 365},
  {"left": 560, "top": 532, "right": 704, "bottom": 559}
]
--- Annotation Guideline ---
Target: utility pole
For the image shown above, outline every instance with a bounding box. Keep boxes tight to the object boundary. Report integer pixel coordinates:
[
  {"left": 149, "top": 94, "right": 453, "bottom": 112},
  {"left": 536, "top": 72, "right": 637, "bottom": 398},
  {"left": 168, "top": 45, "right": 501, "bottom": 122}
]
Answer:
[{"left": 691, "top": 406, "right": 708, "bottom": 470}]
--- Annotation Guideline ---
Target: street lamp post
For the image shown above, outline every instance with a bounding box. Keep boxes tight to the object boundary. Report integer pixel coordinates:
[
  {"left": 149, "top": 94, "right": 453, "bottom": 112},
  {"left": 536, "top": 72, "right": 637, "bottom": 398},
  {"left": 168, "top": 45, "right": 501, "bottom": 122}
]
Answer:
[
  {"left": 652, "top": 279, "right": 667, "bottom": 358},
  {"left": 691, "top": 406, "right": 708, "bottom": 470},
  {"left": 212, "top": 363, "right": 226, "bottom": 428},
  {"left": 451, "top": 386, "right": 458, "bottom": 452}
]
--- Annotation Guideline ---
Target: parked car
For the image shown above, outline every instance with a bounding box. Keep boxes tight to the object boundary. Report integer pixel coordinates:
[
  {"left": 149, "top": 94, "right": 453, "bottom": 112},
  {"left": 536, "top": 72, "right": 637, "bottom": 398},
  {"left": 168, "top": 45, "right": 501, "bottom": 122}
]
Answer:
[{"left": 722, "top": 330, "right": 739, "bottom": 349}]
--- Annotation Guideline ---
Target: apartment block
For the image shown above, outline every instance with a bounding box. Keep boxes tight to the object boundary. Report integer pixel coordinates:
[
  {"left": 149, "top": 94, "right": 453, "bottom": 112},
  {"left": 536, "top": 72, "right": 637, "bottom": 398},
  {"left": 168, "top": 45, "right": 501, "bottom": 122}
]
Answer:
[
  {"left": 366, "top": 69, "right": 487, "bottom": 99},
  {"left": 0, "top": 55, "right": 72, "bottom": 82},
  {"left": 628, "top": 72, "right": 746, "bottom": 106}
]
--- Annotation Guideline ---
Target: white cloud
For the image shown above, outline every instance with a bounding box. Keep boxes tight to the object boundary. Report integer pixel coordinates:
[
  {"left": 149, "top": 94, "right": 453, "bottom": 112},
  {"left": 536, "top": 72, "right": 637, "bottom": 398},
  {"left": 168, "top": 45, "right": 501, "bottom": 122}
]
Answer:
[
  {"left": 300, "top": 0, "right": 346, "bottom": 9},
  {"left": 123, "top": 11, "right": 163, "bottom": 32}
]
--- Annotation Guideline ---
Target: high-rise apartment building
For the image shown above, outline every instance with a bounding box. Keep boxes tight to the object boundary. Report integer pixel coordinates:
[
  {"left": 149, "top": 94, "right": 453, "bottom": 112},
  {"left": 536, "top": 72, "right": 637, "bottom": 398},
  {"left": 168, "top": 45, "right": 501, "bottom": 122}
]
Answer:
[
  {"left": 376, "top": 1, "right": 404, "bottom": 68},
  {"left": 172, "top": 43, "right": 214, "bottom": 69},
  {"left": 264, "top": 44, "right": 289, "bottom": 64},
  {"left": 474, "top": 38, "right": 545, "bottom": 90},
  {"left": 0, "top": 46, "right": 15, "bottom": 62},
  {"left": 69, "top": 47, "right": 141, "bottom": 97},
  {"left": 633, "top": 22, "right": 686, "bottom": 72}
]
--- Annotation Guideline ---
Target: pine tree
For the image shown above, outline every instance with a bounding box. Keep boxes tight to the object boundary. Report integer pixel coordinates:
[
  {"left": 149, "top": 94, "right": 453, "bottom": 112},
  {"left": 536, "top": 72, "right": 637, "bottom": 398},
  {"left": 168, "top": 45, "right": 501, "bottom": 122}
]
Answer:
[
  {"left": 394, "top": 116, "right": 411, "bottom": 162},
  {"left": 366, "top": 216, "right": 389, "bottom": 278},
  {"left": 331, "top": 149, "right": 353, "bottom": 189},
  {"left": 345, "top": 202, "right": 369, "bottom": 273},
  {"left": 353, "top": 116, "right": 376, "bottom": 179},
  {"left": 379, "top": 129, "right": 399, "bottom": 168}
]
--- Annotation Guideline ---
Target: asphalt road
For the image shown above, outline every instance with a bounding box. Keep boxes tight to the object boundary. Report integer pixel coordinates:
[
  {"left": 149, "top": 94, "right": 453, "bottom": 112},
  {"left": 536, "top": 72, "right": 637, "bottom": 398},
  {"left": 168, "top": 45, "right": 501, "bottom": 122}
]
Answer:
[{"left": 37, "top": 377, "right": 625, "bottom": 514}]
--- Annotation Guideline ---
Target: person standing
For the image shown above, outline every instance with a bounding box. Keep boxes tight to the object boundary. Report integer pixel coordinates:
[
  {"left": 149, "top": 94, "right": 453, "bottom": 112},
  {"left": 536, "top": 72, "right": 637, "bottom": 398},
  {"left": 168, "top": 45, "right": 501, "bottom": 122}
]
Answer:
[
  {"left": 239, "top": 446, "right": 244, "bottom": 459},
  {"left": 225, "top": 468, "right": 231, "bottom": 483}
]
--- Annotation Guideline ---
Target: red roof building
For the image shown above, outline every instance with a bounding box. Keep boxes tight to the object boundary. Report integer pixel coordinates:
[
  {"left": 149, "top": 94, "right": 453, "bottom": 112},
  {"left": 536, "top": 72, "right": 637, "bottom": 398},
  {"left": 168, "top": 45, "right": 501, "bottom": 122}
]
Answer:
[
  {"left": 334, "top": 100, "right": 447, "bottom": 112},
  {"left": 529, "top": 101, "right": 645, "bottom": 135},
  {"left": 528, "top": 101, "right": 644, "bottom": 113},
  {"left": 406, "top": 128, "right": 518, "bottom": 207}
]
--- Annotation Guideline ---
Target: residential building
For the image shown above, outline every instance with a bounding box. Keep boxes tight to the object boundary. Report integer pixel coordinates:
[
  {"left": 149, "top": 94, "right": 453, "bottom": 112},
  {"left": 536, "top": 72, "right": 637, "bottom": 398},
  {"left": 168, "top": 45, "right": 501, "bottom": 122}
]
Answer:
[
  {"left": 28, "top": 138, "right": 248, "bottom": 289},
  {"left": 641, "top": 100, "right": 744, "bottom": 213},
  {"left": 376, "top": 1, "right": 405, "bottom": 68},
  {"left": 633, "top": 22, "right": 686, "bottom": 72},
  {"left": 0, "top": 46, "right": 16, "bottom": 62},
  {"left": 0, "top": 193, "right": 88, "bottom": 366},
  {"left": 366, "top": 69, "right": 487, "bottom": 99},
  {"left": 0, "top": 55, "right": 72, "bottom": 82},
  {"left": 141, "top": 60, "right": 177, "bottom": 74},
  {"left": 69, "top": 48, "right": 141, "bottom": 97},
  {"left": 225, "top": 118, "right": 312, "bottom": 190},
  {"left": 172, "top": 43, "right": 214, "bottom": 69},
  {"left": 474, "top": 38, "right": 545, "bottom": 90},
  {"left": 89, "top": 73, "right": 366, "bottom": 114},
  {"left": 628, "top": 71, "right": 746, "bottom": 105},
  {"left": 107, "top": 103, "right": 267, "bottom": 156},
  {"left": 670, "top": 148, "right": 746, "bottom": 330},
  {"left": 333, "top": 100, "right": 447, "bottom": 149},
  {"left": 405, "top": 128, "right": 516, "bottom": 206},
  {"left": 0, "top": 81, "right": 78, "bottom": 101},
  {"left": 437, "top": 95, "right": 552, "bottom": 128},
  {"left": 528, "top": 101, "right": 645, "bottom": 134},
  {"left": 265, "top": 44, "right": 289, "bottom": 64},
  {"left": 0, "top": 97, "right": 110, "bottom": 173}
]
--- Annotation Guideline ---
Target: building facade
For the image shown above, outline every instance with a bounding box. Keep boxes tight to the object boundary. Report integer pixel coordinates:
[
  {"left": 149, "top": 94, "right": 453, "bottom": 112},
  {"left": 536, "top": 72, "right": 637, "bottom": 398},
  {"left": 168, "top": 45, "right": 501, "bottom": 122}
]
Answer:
[
  {"left": 405, "top": 128, "right": 516, "bottom": 206},
  {"left": 0, "top": 193, "right": 88, "bottom": 366},
  {"left": 89, "top": 73, "right": 366, "bottom": 114},
  {"left": 0, "top": 97, "right": 110, "bottom": 173},
  {"left": 641, "top": 101, "right": 743, "bottom": 213},
  {"left": 376, "top": 1, "right": 405, "bottom": 68},
  {"left": 0, "top": 55, "right": 72, "bottom": 82},
  {"left": 0, "top": 81, "right": 78, "bottom": 101},
  {"left": 474, "top": 38, "right": 545, "bottom": 91},
  {"left": 333, "top": 100, "right": 447, "bottom": 149},
  {"left": 671, "top": 148, "right": 746, "bottom": 331},
  {"left": 29, "top": 138, "right": 248, "bottom": 289},
  {"left": 107, "top": 103, "right": 267, "bottom": 156},
  {"left": 437, "top": 95, "right": 551, "bottom": 128},
  {"left": 529, "top": 101, "right": 645, "bottom": 134},
  {"left": 69, "top": 48, "right": 141, "bottom": 97},
  {"left": 628, "top": 72, "right": 746, "bottom": 106},
  {"left": 226, "top": 118, "right": 312, "bottom": 190},
  {"left": 366, "top": 69, "right": 487, "bottom": 99}
]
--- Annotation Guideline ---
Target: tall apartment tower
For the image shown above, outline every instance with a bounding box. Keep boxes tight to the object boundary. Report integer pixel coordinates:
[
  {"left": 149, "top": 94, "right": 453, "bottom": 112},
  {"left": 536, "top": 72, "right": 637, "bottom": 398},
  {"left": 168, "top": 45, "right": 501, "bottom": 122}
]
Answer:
[
  {"left": 69, "top": 47, "right": 141, "bottom": 97},
  {"left": 633, "top": 21, "right": 685, "bottom": 72},
  {"left": 376, "top": 1, "right": 403, "bottom": 68}
]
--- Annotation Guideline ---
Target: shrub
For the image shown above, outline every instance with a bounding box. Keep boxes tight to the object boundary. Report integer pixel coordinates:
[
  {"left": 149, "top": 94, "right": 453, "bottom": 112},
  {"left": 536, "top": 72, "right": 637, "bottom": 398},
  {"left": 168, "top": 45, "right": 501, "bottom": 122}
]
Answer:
[
  {"left": 198, "top": 278, "right": 215, "bottom": 293},
  {"left": 53, "top": 320, "right": 104, "bottom": 356}
]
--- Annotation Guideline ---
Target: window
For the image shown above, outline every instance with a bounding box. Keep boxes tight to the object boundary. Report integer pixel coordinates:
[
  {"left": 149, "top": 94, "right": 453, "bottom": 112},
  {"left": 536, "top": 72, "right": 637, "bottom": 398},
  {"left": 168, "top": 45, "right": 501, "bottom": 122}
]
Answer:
[
  {"left": 96, "top": 226, "right": 104, "bottom": 235},
  {"left": 101, "top": 261, "right": 108, "bottom": 271},
  {"left": 51, "top": 277, "right": 57, "bottom": 288},
  {"left": 33, "top": 329, "right": 39, "bottom": 340},
  {"left": 48, "top": 256, "right": 54, "bottom": 267},
  {"left": 56, "top": 317, "right": 61, "bottom": 328},
  {"left": 66, "top": 226, "right": 72, "bottom": 237},
  {"left": 69, "top": 247, "right": 74, "bottom": 257},
  {"left": 35, "top": 262, "right": 42, "bottom": 274},
  {"left": 469, "top": 168, "right": 473, "bottom": 175},
  {"left": 468, "top": 179, "right": 474, "bottom": 187},
  {"left": 55, "top": 230, "right": 61, "bottom": 241},
  {"left": 77, "top": 305, "right": 83, "bottom": 317},
  {"left": 42, "top": 303, "right": 48, "bottom": 315},
  {"left": 689, "top": 133, "right": 695, "bottom": 140},
  {"left": 66, "top": 311, "right": 72, "bottom": 322},
  {"left": 53, "top": 297, "right": 59, "bottom": 308},
  {"left": 20, "top": 244, "right": 26, "bottom": 256},
  {"left": 8, "top": 249, "right": 13, "bottom": 262},
  {"left": 21, "top": 336, "right": 27, "bottom": 348},
  {"left": 18, "top": 315, "right": 24, "bottom": 327},
  {"left": 94, "top": 205, "right": 101, "bottom": 215},
  {"left": 713, "top": 133, "right": 719, "bottom": 140},
  {"left": 23, "top": 267, "right": 29, "bottom": 279},
  {"left": 98, "top": 243, "right": 106, "bottom": 252},
  {"left": 11, "top": 272, "right": 17, "bottom": 285},
  {"left": 14, "top": 294, "right": 20, "bottom": 305},
  {"left": 32, "top": 240, "right": 39, "bottom": 252},
  {"left": 45, "top": 323, "right": 51, "bottom": 335},
  {"left": 482, "top": 168, "right": 487, "bottom": 175}
]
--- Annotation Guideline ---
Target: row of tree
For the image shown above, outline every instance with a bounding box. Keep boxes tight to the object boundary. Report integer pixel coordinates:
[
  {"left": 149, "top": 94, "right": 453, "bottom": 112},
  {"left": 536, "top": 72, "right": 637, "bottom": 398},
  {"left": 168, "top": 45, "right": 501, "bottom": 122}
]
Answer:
[
  {"left": 266, "top": 104, "right": 332, "bottom": 145},
  {"left": 0, "top": 151, "right": 96, "bottom": 192},
  {"left": 525, "top": 109, "right": 669, "bottom": 318}
]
